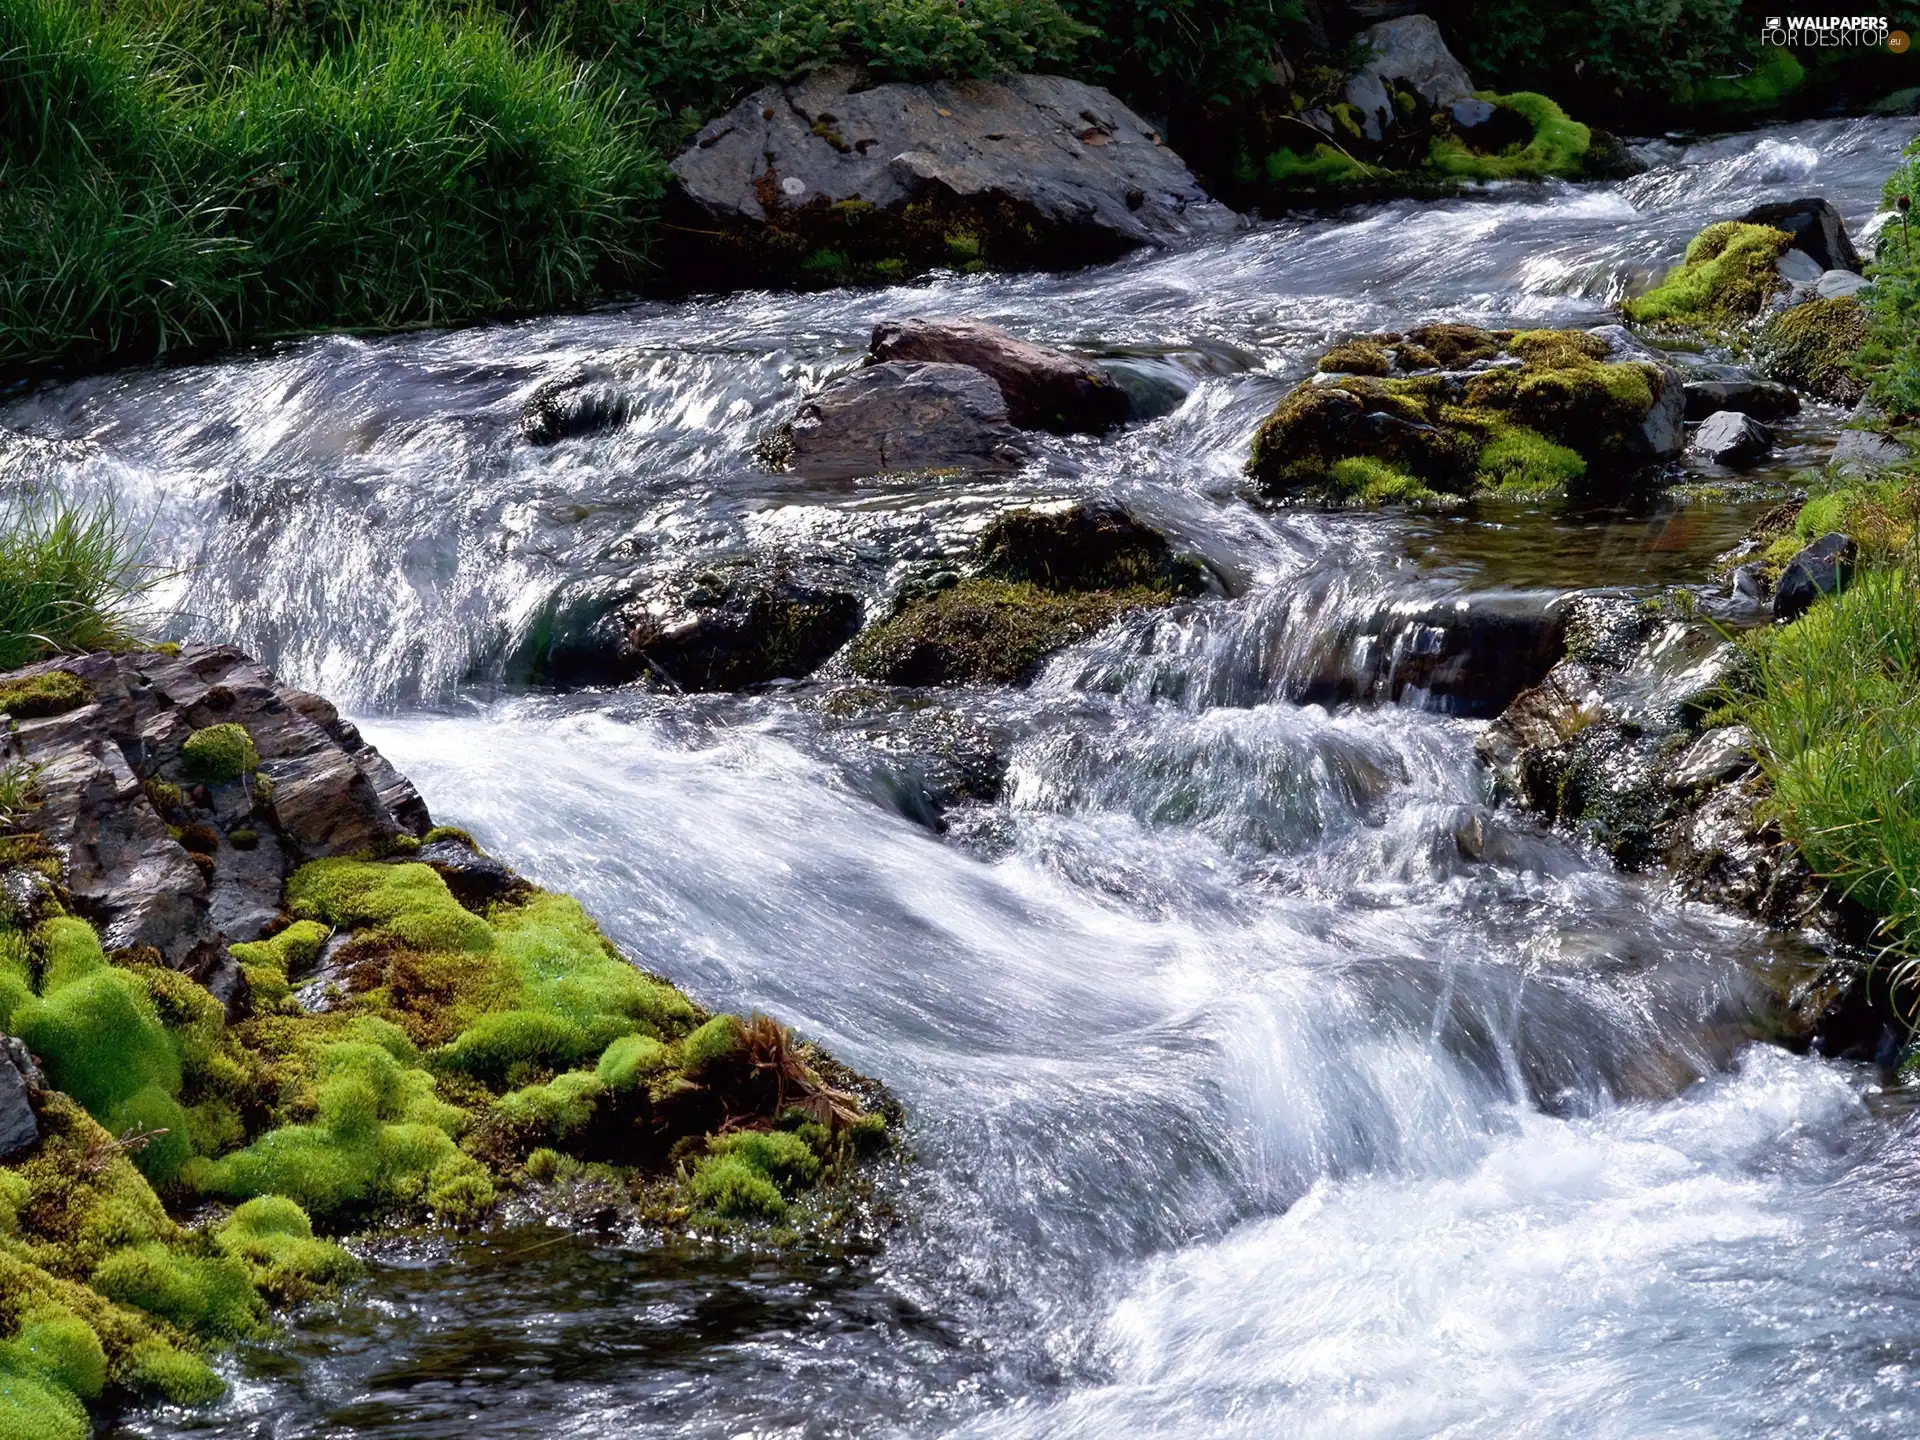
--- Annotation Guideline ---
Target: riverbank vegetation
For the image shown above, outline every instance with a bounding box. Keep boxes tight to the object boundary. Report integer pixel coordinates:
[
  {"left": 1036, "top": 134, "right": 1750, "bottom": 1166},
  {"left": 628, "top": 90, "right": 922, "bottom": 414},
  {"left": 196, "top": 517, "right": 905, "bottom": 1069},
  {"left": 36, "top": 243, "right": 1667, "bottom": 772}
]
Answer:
[
  {"left": 1727, "top": 137, "right": 1920, "bottom": 1010},
  {"left": 10, "top": 0, "right": 1915, "bottom": 382}
]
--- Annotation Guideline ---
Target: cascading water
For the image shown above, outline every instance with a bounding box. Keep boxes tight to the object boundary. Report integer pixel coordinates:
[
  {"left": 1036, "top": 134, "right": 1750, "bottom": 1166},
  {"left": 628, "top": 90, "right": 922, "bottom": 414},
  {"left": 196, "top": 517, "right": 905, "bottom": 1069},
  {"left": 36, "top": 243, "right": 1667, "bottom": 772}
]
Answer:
[{"left": 6, "top": 116, "right": 1919, "bottom": 1437}]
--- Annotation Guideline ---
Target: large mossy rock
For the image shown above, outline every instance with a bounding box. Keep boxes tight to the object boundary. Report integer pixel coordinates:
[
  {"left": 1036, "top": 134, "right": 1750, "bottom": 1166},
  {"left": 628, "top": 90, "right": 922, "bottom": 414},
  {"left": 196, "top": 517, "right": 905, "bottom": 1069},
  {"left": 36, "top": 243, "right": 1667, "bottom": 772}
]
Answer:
[
  {"left": 0, "top": 646, "right": 895, "bottom": 1433},
  {"left": 1756, "top": 294, "right": 1868, "bottom": 404},
  {"left": 1623, "top": 222, "right": 1794, "bottom": 332},
  {"left": 868, "top": 318, "right": 1129, "bottom": 434},
  {"left": 1246, "top": 325, "right": 1684, "bottom": 504},
  {"left": 849, "top": 504, "right": 1206, "bottom": 685},
  {"left": 665, "top": 69, "right": 1238, "bottom": 287}
]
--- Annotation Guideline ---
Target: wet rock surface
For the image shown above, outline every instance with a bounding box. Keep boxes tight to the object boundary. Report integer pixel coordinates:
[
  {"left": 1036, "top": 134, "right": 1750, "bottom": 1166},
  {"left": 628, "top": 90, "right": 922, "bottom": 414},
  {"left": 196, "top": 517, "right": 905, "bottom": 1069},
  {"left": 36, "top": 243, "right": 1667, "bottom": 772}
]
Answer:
[
  {"left": 783, "top": 361, "right": 1029, "bottom": 477},
  {"left": 848, "top": 503, "right": 1206, "bottom": 685},
  {"left": 0, "top": 647, "right": 427, "bottom": 966},
  {"left": 0, "top": 1034, "right": 40, "bottom": 1157},
  {"left": 868, "top": 318, "right": 1129, "bottom": 434},
  {"left": 538, "top": 563, "right": 862, "bottom": 691},
  {"left": 1738, "top": 197, "right": 1863, "bottom": 274},
  {"left": 1689, "top": 409, "right": 1773, "bottom": 466},
  {"left": 1342, "top": 14, "right": 1476, "bottom": 142}
]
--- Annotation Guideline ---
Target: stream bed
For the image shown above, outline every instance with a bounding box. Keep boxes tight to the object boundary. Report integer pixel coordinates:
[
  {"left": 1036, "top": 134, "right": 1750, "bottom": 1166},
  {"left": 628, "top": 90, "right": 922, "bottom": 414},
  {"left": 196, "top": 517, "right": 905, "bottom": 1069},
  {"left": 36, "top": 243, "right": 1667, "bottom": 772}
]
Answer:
[{"left": 7, "top": 115, "right": 1920, "bottom": 1439}]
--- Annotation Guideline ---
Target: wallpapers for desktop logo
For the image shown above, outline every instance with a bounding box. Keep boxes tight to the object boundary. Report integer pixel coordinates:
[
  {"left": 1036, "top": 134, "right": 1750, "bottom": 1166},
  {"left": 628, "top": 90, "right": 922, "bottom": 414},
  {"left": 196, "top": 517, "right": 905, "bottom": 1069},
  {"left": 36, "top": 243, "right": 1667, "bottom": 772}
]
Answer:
[{"left": 1762, "top": 14, "right": 1905, "bottom": 49}]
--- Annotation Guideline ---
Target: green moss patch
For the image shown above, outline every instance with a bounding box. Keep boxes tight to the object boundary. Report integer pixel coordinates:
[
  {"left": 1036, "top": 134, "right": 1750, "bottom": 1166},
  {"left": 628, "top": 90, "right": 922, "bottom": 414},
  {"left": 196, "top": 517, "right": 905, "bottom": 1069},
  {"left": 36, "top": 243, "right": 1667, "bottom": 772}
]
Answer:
[
  {"left": 1758, "top": 296, "right": 1868, "bottom": 404},
  {"left": 1428, "top": 92, "right": 1590, "bottom": 182},
  {"left": 849, "top": 504, "right": 1205, "bottom": 686},
  {"left": 180, "top": 724, "right": 259, "bottom": 784},
  {"left": 1248, "top": 325, "right": 1656, "bottom": 505},
  {"left": 0, "top": 671, "right": 90, "bottom": 720},
  {"left": 1623, "top": 222, "right": 1791, "bottom": 332}
]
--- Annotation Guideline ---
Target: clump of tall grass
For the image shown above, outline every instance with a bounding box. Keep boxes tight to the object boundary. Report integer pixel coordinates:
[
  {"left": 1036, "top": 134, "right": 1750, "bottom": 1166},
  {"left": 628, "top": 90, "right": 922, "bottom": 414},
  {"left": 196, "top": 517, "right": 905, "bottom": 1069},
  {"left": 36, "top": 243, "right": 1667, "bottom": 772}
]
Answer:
[
  {"left": 1741, "top": 553, "right": 1920, "bottom": 993},
  {"left": 0, "top": 494, "right": 156, "bottom": 670},
  {"left": 0, "top": 0, "right": 657, "bottom": 379}
]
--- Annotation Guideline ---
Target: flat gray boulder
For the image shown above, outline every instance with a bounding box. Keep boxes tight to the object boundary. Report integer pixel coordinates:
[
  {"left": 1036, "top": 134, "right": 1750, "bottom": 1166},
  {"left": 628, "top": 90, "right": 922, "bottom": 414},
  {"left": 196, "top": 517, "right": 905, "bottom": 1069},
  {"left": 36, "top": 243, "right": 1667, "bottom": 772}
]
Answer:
[
  {"left": 784, "top": 362, "right": 1028, "bottom": 478},
  {"left": 669, "top": 69, "right": 1237, "bottom": 276},
  {"left": 869, "top": 318, "right": 1128, "bottom": 434},
  {"left": 1689, "top": 410, "right": 1773, "bottom": 466}
]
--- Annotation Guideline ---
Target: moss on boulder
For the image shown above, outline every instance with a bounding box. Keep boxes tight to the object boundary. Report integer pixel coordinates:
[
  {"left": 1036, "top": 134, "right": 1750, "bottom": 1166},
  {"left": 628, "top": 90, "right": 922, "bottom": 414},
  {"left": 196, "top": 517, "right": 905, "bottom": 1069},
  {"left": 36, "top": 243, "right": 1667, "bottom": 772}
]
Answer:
[
  {"left": 1247, "top": 325, "right": 1671, "bottom": 504},
  {"left": 1623, "top": 222, "right": 1792, "bottom": 332},
  {"left": 849, "top": 504, "right": 1207, "bottom": 685},
  {"left": 1757, "top": 295, "right": 1868, "bottom": 404}
]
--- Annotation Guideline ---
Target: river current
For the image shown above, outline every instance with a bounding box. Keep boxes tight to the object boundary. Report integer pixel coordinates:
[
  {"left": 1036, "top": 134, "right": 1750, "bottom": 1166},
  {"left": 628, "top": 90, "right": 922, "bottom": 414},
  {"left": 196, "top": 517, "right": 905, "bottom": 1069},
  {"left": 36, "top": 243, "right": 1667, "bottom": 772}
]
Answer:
[{"left": 6, "top": 116, "right": 1920, "bottom": 1438}]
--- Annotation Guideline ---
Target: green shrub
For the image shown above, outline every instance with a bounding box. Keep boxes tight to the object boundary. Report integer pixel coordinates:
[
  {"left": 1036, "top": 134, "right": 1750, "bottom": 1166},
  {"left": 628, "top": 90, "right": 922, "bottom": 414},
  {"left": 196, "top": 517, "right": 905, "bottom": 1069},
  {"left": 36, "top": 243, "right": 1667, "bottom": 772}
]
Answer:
[
  {"left": 1861, "top": 141, "right": 1920, "bottom": 420},
  {"left": 1064, "top": 0, "right": 1303, "bottom": 111}
]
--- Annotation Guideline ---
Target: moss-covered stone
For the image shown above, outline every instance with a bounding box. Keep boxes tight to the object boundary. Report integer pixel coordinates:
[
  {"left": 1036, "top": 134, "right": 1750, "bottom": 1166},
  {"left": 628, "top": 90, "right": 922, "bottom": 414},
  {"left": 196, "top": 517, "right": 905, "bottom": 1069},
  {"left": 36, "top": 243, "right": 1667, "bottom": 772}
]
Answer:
[
  {"left": 1758, "top": 296, "right": 1868, "bottom": 404},
  {"left": 848, "top": 504, "right": 1205, "bottom": 686},
  {"left": 1623, "top": 222, "right": 1792, "bottom": 332},
  {"left": 1248, "top": 325, "right": 1662, "bottom": 505},
  {"left": 1317, "top": 339, "right": 1391, "bottom": 376},
  {"left": 179, "top": 724, "right": 259, "bottom": 784},
  {"left": 0, "top": 671, "right": 90, "bottom": 720}
]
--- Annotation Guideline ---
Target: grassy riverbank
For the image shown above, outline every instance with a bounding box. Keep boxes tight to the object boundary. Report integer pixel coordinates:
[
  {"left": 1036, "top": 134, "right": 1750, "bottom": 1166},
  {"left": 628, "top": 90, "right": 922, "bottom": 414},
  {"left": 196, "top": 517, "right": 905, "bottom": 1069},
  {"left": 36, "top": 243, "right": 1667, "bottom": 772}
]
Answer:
[
  {"left": 1731, "top": 138, "right": 1920, "bottom": 1001},
  {"left": 7, "top": 0, "right": 1903, "bottom": 382}
]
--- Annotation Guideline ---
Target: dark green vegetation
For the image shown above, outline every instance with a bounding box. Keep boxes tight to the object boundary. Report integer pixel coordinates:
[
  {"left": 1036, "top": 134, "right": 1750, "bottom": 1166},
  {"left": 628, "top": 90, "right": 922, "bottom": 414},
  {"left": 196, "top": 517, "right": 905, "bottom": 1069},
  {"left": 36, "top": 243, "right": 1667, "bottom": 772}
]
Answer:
[
  {"left": 1, "top": 0, "right": 656, "bottom": 380},
  {"left": 1714, "top": 144, "right": 1920, "bottom": 1020},
  {"left": 1860, "top": 136, "right": 1920, "bottom": 421},
  {"left": 17, "top": 0, "right": 1915, "bottom": 379},
  {"left": 1246, "top": 325, "right": 1650, "bottom": 506},
  {"left": 1430, "top": 0, "right": 1918, "bottom": 128},
  {"left": 849, "top": 505, "right": 1206, "bottom": 684}
]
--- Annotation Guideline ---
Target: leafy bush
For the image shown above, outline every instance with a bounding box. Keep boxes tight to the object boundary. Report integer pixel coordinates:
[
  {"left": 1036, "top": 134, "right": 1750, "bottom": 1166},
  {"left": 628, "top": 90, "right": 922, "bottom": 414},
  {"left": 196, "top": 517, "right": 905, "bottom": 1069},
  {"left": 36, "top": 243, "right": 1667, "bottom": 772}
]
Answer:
[
  {"left": 1065, "top": 0, "right": 1304, "bottom": 112},
  {"left": 591, "top": 0, "right": 1086, "bottom": 133},
  {"left": 1861, "top": 140, "right": 1920, "bottom": 420}
]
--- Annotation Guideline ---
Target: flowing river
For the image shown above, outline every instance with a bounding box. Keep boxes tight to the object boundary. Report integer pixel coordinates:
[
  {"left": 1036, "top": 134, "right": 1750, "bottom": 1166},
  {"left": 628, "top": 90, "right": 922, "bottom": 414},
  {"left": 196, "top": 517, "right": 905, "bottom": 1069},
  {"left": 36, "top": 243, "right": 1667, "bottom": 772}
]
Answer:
[{"left": 6, "top": 116, "right": 1920, "bottom": 1438}]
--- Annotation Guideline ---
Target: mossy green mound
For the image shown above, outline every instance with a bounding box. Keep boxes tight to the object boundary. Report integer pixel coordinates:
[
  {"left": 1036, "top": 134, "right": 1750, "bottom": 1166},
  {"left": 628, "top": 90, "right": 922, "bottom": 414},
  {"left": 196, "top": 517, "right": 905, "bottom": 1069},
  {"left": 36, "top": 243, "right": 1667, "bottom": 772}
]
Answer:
[
  {"left": 1427, "top": 92, "right": 1590, "bottom": 182},
  {"left": 2, "top": 845, "right": 893, "bottom": 1429},
  {"left": 848, "top": 503, "right": 1206, "bottom": 685},
  {"left": 1623, "top": 222, "right": 1792, "bottom": 332},
  {"left": 1758, "top": 296, "right": 1868, "bottom": 404},
  {"left": 0, "top": 671, "right": 90, "bottom": 720},
  {"left": 1252, "top": 91, "right": 1594, "bottom": 200},
  {"left": 1247, "top": 325, "right": 1655, "bottom": 505},
  {"left": 180, "top": 724, "right": 259, "bottom": 784}
]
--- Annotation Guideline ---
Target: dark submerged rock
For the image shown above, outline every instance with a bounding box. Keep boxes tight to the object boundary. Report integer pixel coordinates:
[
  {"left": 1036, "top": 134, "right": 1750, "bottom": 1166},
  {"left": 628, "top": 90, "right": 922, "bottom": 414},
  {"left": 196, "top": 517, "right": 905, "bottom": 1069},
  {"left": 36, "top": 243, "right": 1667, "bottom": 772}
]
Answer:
[
  {"left": 783, "top": 361, "right": 1029, "bottom": 478},
  {"left": 540, "top": 564, "right": 862, "bottom": 692},
  {"left": 521, "top": 371, "right": 637, "bottom": 445},
  {"left": 1773, "top": 532, "right": 1857, "bottom": 622},
  {"left": 868, "top": 318, "right": 1129, "bottom": 434}
]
